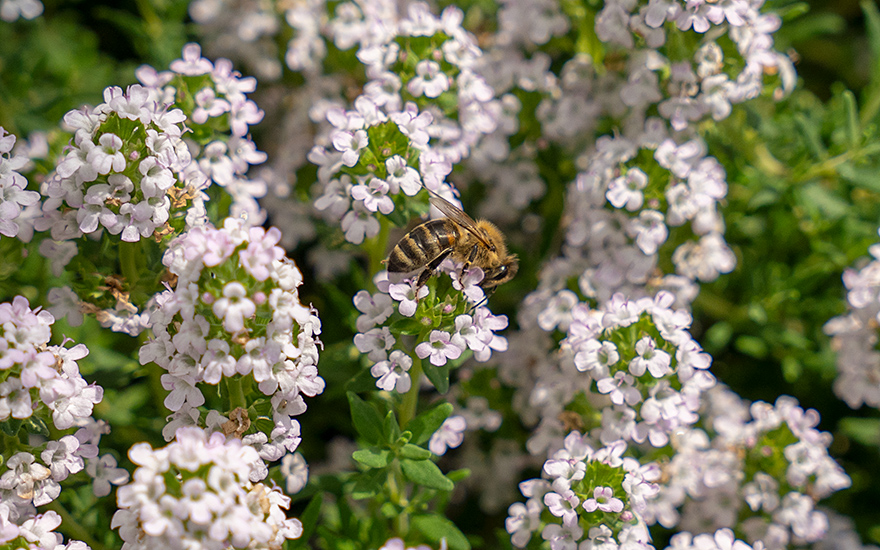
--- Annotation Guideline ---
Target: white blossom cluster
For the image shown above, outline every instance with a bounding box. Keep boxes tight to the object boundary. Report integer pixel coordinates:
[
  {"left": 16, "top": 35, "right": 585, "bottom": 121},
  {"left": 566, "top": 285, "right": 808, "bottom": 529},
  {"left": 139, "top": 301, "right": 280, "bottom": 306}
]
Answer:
[
  {"left": 505, "top": 432, "right": 659, "bottom": 550},
  {"left": 111, "top": 426, "right": 302, "bottom": 550},
  {"left": 308, "top": 3, "right": 501, "bottom": 246},
  {"left": 561, "top": 132, "right": 734, "bottom": 306},
  {"left": 0, "top": 296, "right": 101, "bottom": 434},
  {"left": 460, "top": 0, "right": 794, "bottom": 515},
  {"left": 40, "top": 43, "right": 267, "bottom": 337},
  {"left": 514, "top": 291, "right": 716, "bottom": 456},
  {"left": 135, "top": 43, "right": 269, "bottom": 225},
  {"left": 641, "top": 386, "right": 851, "bottom": 549},
  {"left": 823, "top": 233, "right": 880, "bottom": 408},
  {"left": 356, "top": 266, "right": 509, "bottom": 393},
  {"left": 37, "top": 83, "right": 191, "bottom": 245},
  {"left": 139, "top": 218, "right": 324, "bottom": 473},
  {"left": 0, "top": 128, "right": 40, "bottom": 239},
  {"left": 0, "top": 297, "right": 127, "bottom": 548},
  {"left": 466, "top": 0, "right": 793, "bottom": 312}
]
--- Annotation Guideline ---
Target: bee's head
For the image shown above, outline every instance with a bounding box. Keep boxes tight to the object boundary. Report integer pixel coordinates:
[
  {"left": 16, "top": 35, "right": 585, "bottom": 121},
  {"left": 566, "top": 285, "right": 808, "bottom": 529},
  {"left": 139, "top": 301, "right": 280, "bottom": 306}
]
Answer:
[{"left": 480, "top": 255, "right": 519, "bottom": 288}]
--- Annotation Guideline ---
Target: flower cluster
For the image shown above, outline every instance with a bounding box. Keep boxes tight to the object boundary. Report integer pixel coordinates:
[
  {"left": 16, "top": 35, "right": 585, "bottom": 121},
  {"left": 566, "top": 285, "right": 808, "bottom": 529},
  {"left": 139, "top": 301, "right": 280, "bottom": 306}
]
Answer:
[
  {"left": 0, "top": 296, "right": 101, "bottom": 434},
  {"left": 135, "top": 43, "right": 268, "bottom": 224},
  {"left": 0, "top": 296, "right": 125, "bottom": 548},
  {"left": 641, "top": 386, "right": 851, "bottom": 549},
  {"left": 506, "top": 432, "right": 658, "bottom": 550},
  {"left": 309, "top": 2, "right": 500, "bottom": 245},
  {"left": 555, "top": 132, "right": 734, "bottom": 308},
  {"left": 356, "top": 266, "right": 508, "bottom": 394},
  {"left": 139, "top": 218, "right": 324, "bottom": 473},
  {"left": 39, "top": 43, "right": 266, "bottom": 336},
  {"left": 824, "top": 232, "right": 880, "bottom": 408},
  {"left": 518, "top": 291, "right": 716, "bottom": 455},
  {"left": 111, "top": 426, "right": 302, "bottom": 550},
  {"left": 38, "top": 84, "right": 191, "bottom": 244},
  {"left": 0, "top": 128, "right": 40, "bottom": 239}
]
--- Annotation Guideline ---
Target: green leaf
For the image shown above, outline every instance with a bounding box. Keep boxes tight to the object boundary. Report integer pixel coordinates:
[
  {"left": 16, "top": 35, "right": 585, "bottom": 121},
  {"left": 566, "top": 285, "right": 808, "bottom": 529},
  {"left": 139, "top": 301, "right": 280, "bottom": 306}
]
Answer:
[
  {"left": 351, "top": 469, "right": 385, "bottom": 500},
  {"left": 347, "top": 391, "right": 385, "bottom": 445},
  {"left": 412, "top": 514, "right": 471, "bottom": 550},
  {"left": 799, "top": 183, "right": 851, "bottom": 220},
  {"left": 422, "top": 361, "right": 450, "bottom": 394},
  {"left": 794, "top": 114, "right": 826, "bottom": 159},
  {"left": 384, "top": 410, "right": 401, "bottom": 445},
  {"left": 352, "top": 448, "right": 391, "bottom": 469},
  {"left": 346, "top": 366, "right": 380, "bottom": 394},
  {"left": 406, "top": 402, "right": 453, "bottom": 445},
  {"left": 391, "top": 317, "right": 425, "bottom": 336},
  {"left": 840, "top": 417, "right": 880, "bottom": 446},
  {"left": 0, "top": 417, "right": 21, "bottom": 436},
  {"left": 22, "top": 415, "right": 49, "bottom": 437},
  {"left": 446, "top": 468, "right": 471, "bottom": 482},
  {"left": 398, "top": 443, "right": 433, "bottom": 460},
  {"left": 842, "top": 90, "right": 860, "bottom": 146},
  {"left": 288, "top": 494, "right": 322, "bottom": 548},
  {"left": 400, "top": 459, "right": 454, "bottom": 491},
  {"left": 862, "top": 0, "right": 880, "bottom": 124}
]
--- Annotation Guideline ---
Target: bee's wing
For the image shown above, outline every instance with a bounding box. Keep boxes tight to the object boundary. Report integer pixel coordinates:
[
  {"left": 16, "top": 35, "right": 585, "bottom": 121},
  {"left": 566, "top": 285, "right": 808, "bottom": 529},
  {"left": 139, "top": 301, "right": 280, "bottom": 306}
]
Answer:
[{"left": 427, "top": 189, "right": 492, "bottom": 248}]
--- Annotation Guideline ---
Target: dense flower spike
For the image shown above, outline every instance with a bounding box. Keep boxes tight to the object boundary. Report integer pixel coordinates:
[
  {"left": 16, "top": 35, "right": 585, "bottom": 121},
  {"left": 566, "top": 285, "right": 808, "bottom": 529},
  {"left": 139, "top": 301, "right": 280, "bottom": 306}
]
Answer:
[
  {"left": 139, "top": 218, "right": 323, "bottom": 472},
  {"left": 640, "top": 386, "right": 851, "bottom": 548},
  {"left": 112, "top": 427, "right": 303, "bottom": 550},
  {"left": 824, "top": 231, "right": 880, "bottom": 408},
  {"left": 0, "top": 128, "right": 40, "bottom": 239},
  {"left": 38, "top": 43, "right": 267, "bottom": 336},
  {"left": 0, "top": 297, "right": 118, "bottom": 549},
  {"left": 357, "top": 268, "right": 509, "bottom": 394},
  {"left": 299, "top": 2, "right": 502, "bottom": 247},
  {"left": 507, "top": 433, "right": 658, "bottom": 549}
]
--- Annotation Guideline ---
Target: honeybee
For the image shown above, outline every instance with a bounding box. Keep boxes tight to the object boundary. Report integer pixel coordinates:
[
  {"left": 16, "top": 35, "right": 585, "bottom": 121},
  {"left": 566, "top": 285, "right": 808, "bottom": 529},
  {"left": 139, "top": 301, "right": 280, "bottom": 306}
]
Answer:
[{"left": 386, "top": 188, "right": 518, "bottom": 289}]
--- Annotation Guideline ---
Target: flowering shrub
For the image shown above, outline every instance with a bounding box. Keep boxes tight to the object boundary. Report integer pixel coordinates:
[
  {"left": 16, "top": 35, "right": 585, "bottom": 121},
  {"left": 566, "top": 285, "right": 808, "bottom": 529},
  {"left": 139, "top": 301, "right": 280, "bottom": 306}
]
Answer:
[{"left": 1, "top": 1, "right": 880, "bottom": 550}]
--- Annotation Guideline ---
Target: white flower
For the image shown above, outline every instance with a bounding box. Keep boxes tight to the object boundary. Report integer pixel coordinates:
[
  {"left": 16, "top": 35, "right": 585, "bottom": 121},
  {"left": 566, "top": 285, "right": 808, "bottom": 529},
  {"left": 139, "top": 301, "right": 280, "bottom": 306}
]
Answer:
[
  {"left": 429, "top": 415, "right": 466, "bottom": 455},
  {"left": 212, "top": 282, "right": 256, "bottom": 333},
  {"left": 351, "top": 177, "right": 394, "bottom": 214},
  {"left": 332, "top": 129, "right": 368, "bottom": 167},
  {"left": 582, "top": 485, "right": 624, "bottom": 513},
  {"left": 341, "top": 202, "right": 380, "bottom": 244},
  {"left": 606, "top": 168, "right": 648, "bottom": 211},
  {"left": 281, "top": 452, "right": 309, "bottom": 495},
  {"left": 370, "top": 350, "right": 413, "bottom": 393},
  {"left": 629, "top": 336, "right": 672, "bottom": 378},
  {"left": 388, "top": 280, "right": 428, "bottom": 317},
  {"left": 415, "top": 330, "right": 466, "bottom": 366},
  {"left": 407, "top": 60, "right": 450, "bottom": 98},
  {"left": 385, "top": 155, "right": 422, "bottom": 196}
]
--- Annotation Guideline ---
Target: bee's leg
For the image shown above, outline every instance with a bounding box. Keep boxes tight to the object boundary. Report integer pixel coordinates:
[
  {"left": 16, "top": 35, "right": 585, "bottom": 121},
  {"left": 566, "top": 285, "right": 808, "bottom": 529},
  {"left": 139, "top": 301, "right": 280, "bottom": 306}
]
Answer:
[
  {"left": 469, "top": 287, "right": 494, "bottom": 313},
  {"left": 416, "top": 249, "right": 453, "bottom": 291},
  {"left": 461, "top": 244, "right": 480, "bottom": 277}
]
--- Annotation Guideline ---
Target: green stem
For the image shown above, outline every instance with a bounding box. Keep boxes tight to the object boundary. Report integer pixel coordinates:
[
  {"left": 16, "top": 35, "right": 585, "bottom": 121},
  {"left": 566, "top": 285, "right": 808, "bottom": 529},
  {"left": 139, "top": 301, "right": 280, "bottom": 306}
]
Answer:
[
  {"left": 388, "top": 462, "right": 409, "bottom": 535},
  {"left": 398, "top": 329, "right": 429, "bottom": 430},
  {"left": 227, "top": 376, "right": 247, "bottom": 411},
  {"left": 366, "top": 217, "right": 392, "bottom": 291},
  {"left": 797, "top": 141, "right": 880, "bottom": 182},
  {"left": 119, "top": 241, "right": 140, "bottom": 290},
  {"left": 47, "top": 500, "right": 107, "bottom": 550}
]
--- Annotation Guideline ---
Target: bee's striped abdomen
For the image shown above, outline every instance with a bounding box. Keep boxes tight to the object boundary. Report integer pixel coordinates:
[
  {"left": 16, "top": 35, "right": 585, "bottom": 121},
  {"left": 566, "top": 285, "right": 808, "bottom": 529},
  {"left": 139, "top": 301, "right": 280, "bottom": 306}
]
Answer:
[{"left": 387, "top": 220, "right": 456, "bottom": 273}]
